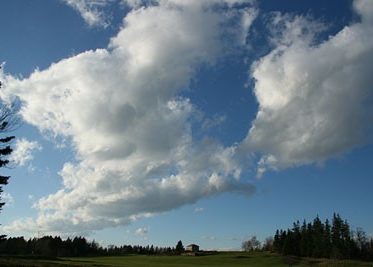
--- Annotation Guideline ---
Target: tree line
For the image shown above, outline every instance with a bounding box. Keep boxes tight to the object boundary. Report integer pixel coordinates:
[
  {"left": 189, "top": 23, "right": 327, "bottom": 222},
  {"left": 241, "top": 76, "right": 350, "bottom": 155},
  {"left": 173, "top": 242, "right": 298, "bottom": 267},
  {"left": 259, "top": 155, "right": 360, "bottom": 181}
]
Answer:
[
  {"left": 272, "top": 213, "right": 373, "bottom": 261},
  {"left": 0, "top": 235, "right": 185, "bottom": 257}
]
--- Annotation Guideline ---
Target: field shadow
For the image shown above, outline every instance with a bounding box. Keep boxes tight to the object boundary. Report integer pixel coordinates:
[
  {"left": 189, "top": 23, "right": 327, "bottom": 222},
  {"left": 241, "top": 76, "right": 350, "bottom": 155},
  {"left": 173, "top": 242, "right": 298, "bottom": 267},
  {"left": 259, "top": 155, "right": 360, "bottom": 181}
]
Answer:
[
  {"left": 234, "top": 255, "right": 251, "bottom": 259},
  {"left": 283, "top": 255, "right": 302, "bottom": 266}
]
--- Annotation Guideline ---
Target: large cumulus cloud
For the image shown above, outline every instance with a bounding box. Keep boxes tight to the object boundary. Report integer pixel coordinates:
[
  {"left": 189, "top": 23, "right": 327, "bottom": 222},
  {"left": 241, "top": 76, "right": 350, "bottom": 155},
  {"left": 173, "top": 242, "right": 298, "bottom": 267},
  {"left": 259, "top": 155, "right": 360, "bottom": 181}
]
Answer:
[
  {"left": 244, "top": 0, "right": 373, "bottom": 175},
  {"left": 0, "top": 0, "right": 256, "bottom": 234},
  {"left": 2, "top": 0, "right": 373, "bottom": 236}
]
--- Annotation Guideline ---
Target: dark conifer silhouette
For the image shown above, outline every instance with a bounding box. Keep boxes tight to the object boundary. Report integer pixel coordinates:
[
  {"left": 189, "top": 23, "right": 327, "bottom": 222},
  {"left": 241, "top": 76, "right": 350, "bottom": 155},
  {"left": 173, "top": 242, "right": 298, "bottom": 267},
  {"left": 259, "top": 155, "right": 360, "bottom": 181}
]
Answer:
[
  {"left": 0, "top": 68, "right": 18, "bottom": 240},
  {"left": 272, "top": 214, "right": 373, "bottom": 261},
  {"left": 175, "top": 240, "right": 184, "bottom": 254},
  {"left": 0, "top": 235, "right": 179, "bottom": 257}
]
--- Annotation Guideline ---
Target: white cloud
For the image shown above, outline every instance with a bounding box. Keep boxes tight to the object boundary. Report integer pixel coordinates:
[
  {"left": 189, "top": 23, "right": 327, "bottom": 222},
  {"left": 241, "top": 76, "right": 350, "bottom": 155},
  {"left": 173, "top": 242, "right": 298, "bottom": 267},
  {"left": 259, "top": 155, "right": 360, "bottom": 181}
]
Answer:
[
  {"left": 0, "top": 1, "right": 256, "bottom": 235},
  {"left": 123, "top": 0, "right": 255, "bottom": 8},
  {"left": 194, "top": 207, "right": 204, "bottom": 213},
  {"left": 202, "top": 235, "right": 216, "bottom": 241},
  {"left": 240, "top": 7, "right": 258, "bottom": 45},
  {"left": 1, "top": 192, "right": 14, "bottom": 206},
  {"left": 202, "top": 115, "right": 226, "bottom": 130},
  {"left": 10, "top": 138, "right": 42, "bottom": 167},
  {"left": 62, "top": 0, "right": 256, "bottom": 28},
  {"left": 135, "top": 227, "right": 148, "bottom": 236},
  {"left": 243, "top": 0, "right": 373, "bottom": 174},
  {"left": 2, "top": 0, "right": 371, "bottom": 237},
  {"left": 61, "top": 0, "right": 115, "bottom": 28}
]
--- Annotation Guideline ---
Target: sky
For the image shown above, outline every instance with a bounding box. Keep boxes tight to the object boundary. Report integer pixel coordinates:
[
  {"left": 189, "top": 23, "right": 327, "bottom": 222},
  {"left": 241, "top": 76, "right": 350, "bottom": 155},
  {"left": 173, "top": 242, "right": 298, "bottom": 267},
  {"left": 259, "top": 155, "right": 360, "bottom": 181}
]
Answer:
[{"left": 0, "top": 0, "right": 372, "bottom": 250}]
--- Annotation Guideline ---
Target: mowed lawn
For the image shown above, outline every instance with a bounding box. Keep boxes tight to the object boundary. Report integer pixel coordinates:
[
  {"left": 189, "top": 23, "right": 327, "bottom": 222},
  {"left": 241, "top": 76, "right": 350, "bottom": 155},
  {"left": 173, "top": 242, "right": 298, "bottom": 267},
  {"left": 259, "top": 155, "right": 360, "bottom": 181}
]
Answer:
[
  {"left": 1, "top": 252, "right": 373, "bottom": 267},
  {"left": 67, "top": 252, "right": 283, "bottom": 267}
]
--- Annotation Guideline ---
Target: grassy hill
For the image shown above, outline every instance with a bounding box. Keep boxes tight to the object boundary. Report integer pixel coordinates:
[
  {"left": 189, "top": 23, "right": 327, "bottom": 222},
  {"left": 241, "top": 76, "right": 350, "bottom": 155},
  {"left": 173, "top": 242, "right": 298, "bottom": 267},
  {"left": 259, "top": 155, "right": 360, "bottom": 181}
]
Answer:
[{"left": 1, "top": 252, "right": 373, "bottom": 267}]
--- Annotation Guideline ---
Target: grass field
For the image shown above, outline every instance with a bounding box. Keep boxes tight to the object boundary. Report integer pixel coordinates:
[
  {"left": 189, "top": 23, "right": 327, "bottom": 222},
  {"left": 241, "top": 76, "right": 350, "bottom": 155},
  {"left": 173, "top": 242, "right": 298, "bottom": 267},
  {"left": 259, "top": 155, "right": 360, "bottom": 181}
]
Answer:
[{"left": 1, "top": 252, "right": 373, "bottom": 267}]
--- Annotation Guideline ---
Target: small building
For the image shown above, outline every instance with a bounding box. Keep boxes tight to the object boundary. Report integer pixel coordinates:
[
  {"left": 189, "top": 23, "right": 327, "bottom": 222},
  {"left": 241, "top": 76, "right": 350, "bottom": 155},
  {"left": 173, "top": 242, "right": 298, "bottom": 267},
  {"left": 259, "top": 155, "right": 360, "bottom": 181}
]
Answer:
[{"left": 185, "top": 244, "right": 199, "bottom": 252}]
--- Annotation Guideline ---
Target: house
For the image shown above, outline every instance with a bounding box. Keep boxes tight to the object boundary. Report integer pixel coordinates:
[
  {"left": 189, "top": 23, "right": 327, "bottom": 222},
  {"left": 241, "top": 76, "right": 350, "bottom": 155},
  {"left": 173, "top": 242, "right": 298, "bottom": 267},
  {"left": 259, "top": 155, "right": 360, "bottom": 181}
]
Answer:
[{"left": 185, "top": 244, "right": 199, "bottom": 252}]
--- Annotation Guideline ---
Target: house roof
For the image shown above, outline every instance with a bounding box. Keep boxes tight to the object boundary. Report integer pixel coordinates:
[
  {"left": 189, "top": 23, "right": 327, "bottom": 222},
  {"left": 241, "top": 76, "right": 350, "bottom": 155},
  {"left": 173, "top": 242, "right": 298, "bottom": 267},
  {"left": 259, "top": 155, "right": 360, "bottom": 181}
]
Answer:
[{"left": 186, "top": 244, "right": 199, "bottom": 247}]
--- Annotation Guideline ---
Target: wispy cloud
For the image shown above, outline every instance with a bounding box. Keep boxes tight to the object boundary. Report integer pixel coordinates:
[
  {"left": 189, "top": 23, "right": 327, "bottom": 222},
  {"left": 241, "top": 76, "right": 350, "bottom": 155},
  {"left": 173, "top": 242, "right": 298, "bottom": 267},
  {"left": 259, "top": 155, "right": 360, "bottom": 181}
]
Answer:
[
  {"left": 202, "top": 115, "right": 226, "bottom": 130},
  {"left": 202, "top": 235, "right": 216, "bottom": 241},
  {"left": 10, "top": 138, "right": 42, "bottom": 167},
  {"left": 135, "top": 227, "right": 148, "bottom": 236},
  {"left": 194, "top": 207, "right": 204, "bottom": 213},
  {"left": 1, "top": 192, "right": 14, "bottom": 207},
  {"left": 61, "top": 0, "right": 115, "bottom": 28}
]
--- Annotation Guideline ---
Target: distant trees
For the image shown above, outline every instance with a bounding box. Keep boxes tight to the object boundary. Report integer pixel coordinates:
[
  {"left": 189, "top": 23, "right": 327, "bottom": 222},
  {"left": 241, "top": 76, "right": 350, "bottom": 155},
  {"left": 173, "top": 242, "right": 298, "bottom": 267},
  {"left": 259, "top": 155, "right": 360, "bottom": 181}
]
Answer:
[
  {"left": 0, "top": 235, "right": 177, "bottom": 257},
  {"left": 242, "top": 236, "right": 261, "bottom": 251},
  {"left": 272, "top": 214, "right": 373, "bottom": 261},
  {"left": 262, "top": 237, "right": 274, "bottom": 251},
  {"left": 0, "top": 236, "right": 103, "bottom": 257}
]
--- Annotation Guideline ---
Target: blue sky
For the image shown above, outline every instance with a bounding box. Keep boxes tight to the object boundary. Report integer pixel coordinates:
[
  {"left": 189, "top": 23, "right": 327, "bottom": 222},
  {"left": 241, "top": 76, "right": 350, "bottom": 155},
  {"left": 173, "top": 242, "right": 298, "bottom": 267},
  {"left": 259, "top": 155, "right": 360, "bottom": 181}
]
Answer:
[{"left": 0, "top": 0, "right": 373, "bottom": 250}]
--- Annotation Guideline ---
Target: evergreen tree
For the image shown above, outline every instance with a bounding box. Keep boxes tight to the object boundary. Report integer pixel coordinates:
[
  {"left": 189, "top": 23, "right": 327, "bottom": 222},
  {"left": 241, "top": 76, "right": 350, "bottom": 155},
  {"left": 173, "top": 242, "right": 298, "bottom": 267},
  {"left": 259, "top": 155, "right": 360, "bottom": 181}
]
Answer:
[
  {"left": 311, "top": 216, "right": 324, "bottom": 258},
  {"left": 0, "top": 73, "right": 17, "bottom": 240},
  {"left": 306, "top": 222, "right": 314, "bottom": 257},
  {"left": 292, "top": 221, "right": 301, "bottom": 256},
  {"left": 273, "top": 229, "right": 280, "bottom": 251},
  {"left": 0, "top": 121, "right": 15, "bottom": 212},
  {"left": 175, "top": 240, "right": 184, "bottom": 254},
  {"left": 300, "top": 220, "right": 308, "bottom": 257},
  {"left": 331, "top": 213, "right": 344, "bottom": 258},
  {"left": 271, "top": 214, "right": 373, "bottom": 261},
  {"left": 323, "top": 219, "right": 332, "bottom": 257}
]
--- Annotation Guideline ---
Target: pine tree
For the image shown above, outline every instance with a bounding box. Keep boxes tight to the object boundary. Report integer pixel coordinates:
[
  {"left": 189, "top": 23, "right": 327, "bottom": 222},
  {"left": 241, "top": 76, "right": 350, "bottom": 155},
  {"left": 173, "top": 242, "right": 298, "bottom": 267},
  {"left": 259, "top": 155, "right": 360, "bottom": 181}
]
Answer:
[
  {"left": 175, "top": 240, "right": 184, "bottom": 254},
  {"left": 312, "top": 216, "right": 324, "bottom": 258},
  {"left": 323, "top": 219, "right": 332, "bottom": 257},
  {"left": 331, "top": 213, "right": 343, "bottom": 258},
  {"left": 292, "top": 221, "right": 301, "bottom": 256},
  {"left": 274, "top": 229, "right": 280, "bottom": 251},
  {"left": 0, "top": 125, "right": 15, "bottom": 212},
  {"left": 300, "top": 220, "right": 308, "bottom": 257},
  {"left": 0, "top": 72, "right": 17, "bottom": 240}
]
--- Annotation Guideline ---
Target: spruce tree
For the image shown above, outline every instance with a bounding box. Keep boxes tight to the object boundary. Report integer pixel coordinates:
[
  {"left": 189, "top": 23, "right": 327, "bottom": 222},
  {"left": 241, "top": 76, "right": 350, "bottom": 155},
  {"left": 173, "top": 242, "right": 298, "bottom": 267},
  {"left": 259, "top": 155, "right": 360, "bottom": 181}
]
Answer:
[
  {"left": 175, "top": 240, "right": 184, "bottom": 254},
  {"left": 0, "top": 70, "right": 17, "bottom": 240},
  {"left": 331, "top": 213, "right": 344, "bottom": 258},
  {"left": 300, "top": 220, "right": 308, "bottom": 257},
  {"left": 312, "top": 216, "right": 324, "bottom": 258},
  {"left": 323, "top": 219, "right": 332, "bottom": 257}
]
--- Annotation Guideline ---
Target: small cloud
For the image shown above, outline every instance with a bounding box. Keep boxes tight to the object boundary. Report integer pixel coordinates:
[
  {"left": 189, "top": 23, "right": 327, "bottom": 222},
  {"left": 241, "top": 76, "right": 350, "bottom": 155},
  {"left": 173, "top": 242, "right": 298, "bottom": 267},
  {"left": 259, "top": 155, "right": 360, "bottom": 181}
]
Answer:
[
  {"left": 61, "top": 0, "right": 113, "bottom": 28},
  {"left": 135, "top": 227, "right": 148, "bottom": 236},
  {"left": 28, "top": 195, "right": 34, "bottom": 200},
  {"left": 1, "top": 192, "right": 14, "bottom": 206},
  {"left": 10, "top": 138, "right": 42, "bottom": 167},
  {"left": 202, "top": 235, "right": 217, "bottom": 241},
  {"left": 202, "top": 115, "right": 226, "bottom": 130},
  {"left": 194, "top": 207, "right": 204, "bottom": 213}
]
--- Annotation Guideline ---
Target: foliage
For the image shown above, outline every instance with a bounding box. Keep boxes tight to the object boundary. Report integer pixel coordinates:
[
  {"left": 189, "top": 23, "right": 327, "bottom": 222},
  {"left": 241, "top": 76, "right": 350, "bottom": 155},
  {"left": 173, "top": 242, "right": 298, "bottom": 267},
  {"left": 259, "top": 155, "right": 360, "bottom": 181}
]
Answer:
[
  {"left": 242, "top": 236, "right": 261, "bottom": 251},
  {"left": 0, "top": 235, "right": 176, "bottom": 257},
  {"left": 0, "top": 71, "right": 18, "bottom": 241},
  {"left": 0, "top": 109, "right": 16, "bottom": 212},
  {"left": 175, "top": 240, "right": 184, "bottom": 254},
  {"left": 272, "top": 213, "right": 373, "bottom": 261}
]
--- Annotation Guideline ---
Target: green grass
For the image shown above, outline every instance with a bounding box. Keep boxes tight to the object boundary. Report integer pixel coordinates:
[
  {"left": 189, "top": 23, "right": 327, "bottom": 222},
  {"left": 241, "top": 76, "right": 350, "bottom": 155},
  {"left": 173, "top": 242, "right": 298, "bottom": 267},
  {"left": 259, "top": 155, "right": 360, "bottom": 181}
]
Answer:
[
  {"left": 67, "top": 252, "right": 285, "bottom": 267},
  {"left": 1, "top": 252, "right": 373, "bottom": 267}
]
